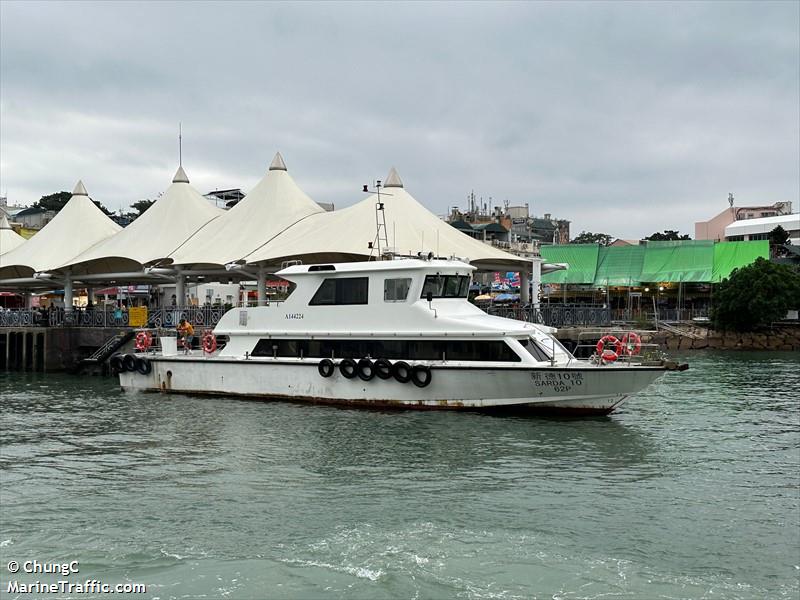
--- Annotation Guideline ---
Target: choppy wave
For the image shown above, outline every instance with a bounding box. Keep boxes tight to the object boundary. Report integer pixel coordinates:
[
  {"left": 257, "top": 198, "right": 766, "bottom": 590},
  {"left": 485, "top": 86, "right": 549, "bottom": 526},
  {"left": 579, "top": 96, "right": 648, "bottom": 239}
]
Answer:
[{"left": 1, "top": 351, "right": 798, "bottom": 599}]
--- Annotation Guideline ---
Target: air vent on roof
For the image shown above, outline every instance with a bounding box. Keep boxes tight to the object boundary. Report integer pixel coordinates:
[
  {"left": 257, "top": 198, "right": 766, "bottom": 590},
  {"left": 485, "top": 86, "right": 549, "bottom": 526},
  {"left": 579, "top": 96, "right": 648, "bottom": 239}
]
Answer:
[{"left": 308, "top": 265, "right": 336, "bottom": 272}]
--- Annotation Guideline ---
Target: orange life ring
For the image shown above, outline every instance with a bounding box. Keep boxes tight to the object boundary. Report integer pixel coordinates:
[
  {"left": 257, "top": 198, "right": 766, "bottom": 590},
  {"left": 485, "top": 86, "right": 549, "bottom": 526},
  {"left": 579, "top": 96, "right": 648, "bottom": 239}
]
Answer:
[
  {"left": 621, "top": 332, "right": 642, "bottom": 356},
  {"left": 202, "top": 332, "right": 217, "bottom": 354},
  {"left": 596, "top": 335, "right": 622, "bottom": 362},
  {"left": 135, "top": 331, "right": 152, "bottom": 351}
]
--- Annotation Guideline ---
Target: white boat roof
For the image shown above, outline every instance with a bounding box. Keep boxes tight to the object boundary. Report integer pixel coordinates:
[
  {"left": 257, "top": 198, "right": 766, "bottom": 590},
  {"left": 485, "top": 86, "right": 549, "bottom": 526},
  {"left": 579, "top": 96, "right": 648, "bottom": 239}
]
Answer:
[{"left": 278, "top": 258, "right": 476, "bottom": 278}]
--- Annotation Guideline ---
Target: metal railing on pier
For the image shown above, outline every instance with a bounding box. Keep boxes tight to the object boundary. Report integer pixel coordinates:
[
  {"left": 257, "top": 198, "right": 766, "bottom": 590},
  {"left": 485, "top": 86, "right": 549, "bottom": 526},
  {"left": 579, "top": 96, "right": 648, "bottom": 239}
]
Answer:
[
  {"left": 0, "top": 306, "right": 230, "bottom": 329},
  {"left": 486, "top": 304, "right": 611, "bottom": 328}
]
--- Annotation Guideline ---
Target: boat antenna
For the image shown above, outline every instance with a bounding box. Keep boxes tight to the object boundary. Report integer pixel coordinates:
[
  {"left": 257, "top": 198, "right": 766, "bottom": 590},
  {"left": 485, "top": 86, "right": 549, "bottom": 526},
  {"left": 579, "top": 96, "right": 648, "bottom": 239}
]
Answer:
[
  {"left": 178, "top": 122, "right": 183, "bottom": 167},
  {"left": 362, "top": 179, "right": 389, "bottom": 260}
]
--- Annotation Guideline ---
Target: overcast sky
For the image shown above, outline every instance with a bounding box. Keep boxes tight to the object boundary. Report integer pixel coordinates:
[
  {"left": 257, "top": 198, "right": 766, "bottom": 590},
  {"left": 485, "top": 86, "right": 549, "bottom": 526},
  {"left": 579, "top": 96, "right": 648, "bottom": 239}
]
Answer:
[{"left": 1, "top": 1, "right": 798, "bottom": 239}]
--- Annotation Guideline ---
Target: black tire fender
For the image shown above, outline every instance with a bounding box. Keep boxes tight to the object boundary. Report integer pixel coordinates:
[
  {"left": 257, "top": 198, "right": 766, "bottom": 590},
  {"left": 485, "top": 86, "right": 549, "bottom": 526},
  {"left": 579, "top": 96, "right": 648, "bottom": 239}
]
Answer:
[
  {"left": 136, "top": 357, "right": 152, "bottom": 375},
  {"left": 392, "top": 360, "right": 412, "bottom": 383},
  {"left": 411, "top": 364, "right": 432, "bottom": 388},
  {"left": 357, "top": 358, "right": 375, "bottom": 381},
  {"left": 109, "top": 354, "right": 124, "bottom": 372},
  {"left": 373, "top": 358, "right": 392, "bottom": 380},
  {"left": 122, "top": 354, "right": 137, "bottom": 372},
  {"left": 318, "top": 358, "right": 335, "bottom": 377},
  {"left": 339, "top": 358, "right": 357, "bottom": 379}
]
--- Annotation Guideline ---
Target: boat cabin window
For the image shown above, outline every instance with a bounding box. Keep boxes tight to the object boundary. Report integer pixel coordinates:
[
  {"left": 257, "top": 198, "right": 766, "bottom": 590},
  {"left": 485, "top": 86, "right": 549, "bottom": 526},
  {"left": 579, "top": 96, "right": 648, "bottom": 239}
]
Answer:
[
  {"left": 518, "top": 338, "right": 552, "bottom": 361},
  {"left": 420, "top": 275, "right": 470, "bottom": 299},
  {"left": 251, "top": 338, "right": 521, "bottom": 362},
  {"left": 384, "top": 278, "right": 412, "bottom": 302},
  {"left": 309, "top": 277, "right": 369, "bottom": 306}
]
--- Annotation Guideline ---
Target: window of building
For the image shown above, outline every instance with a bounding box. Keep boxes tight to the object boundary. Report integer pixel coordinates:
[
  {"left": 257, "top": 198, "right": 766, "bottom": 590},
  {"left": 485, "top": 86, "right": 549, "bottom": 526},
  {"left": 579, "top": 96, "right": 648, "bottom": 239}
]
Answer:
[
  {"left": 251, "top": 338, "right": 521, "bottom": 362},
  {"left": 384, "top": 278, "right": 411, "bottom": 302},
  {"left": 420, "top": 275, "right": 470, "bottom": 298},
  {"left": 726, "top": 235, "right": 745, "bottom": 241},
  {"left": 748, "top": 233, "right": 769, "bottom": 241},
  {"left": 309, "top": 277, "right": 369, "bottom": 305}
]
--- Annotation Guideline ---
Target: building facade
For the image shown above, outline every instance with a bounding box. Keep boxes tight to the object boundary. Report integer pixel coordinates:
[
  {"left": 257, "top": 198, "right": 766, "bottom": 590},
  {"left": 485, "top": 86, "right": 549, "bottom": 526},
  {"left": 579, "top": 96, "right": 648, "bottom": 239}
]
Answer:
[
  {"left": 695, "top": 201, "right": 793, "bottom": 241},
  {"left": 724, "top": 213, "right": 800, "bottom": 244},
  {"left": 448, "top": 201, "right": 570, "bottom": 253}
]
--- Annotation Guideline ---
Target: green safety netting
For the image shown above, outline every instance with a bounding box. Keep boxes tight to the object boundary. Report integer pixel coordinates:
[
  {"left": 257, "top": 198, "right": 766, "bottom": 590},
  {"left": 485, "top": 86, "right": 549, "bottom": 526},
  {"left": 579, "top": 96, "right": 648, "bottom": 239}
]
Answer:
[
  {"left": 639, "top": 240, "right": 715, "bottom": 282},
  {"left": 711, "top": 240, "right": 769, "bottom": 282},
  {"left": 540, "top": 240, "right": 767, "bottom": 285},
  {"left": 541, "top": 244, "right": 599, "bottom": 283},
  {"left": 592, "top": 245, "right": 646, "bottom": 287}
]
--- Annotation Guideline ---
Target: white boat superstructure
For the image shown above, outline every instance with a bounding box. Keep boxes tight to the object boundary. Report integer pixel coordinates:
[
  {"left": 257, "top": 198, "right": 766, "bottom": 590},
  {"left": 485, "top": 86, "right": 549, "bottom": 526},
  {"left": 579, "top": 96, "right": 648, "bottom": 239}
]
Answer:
[{"left": 117, "top": 258, "right": 684, "bottom": 415}]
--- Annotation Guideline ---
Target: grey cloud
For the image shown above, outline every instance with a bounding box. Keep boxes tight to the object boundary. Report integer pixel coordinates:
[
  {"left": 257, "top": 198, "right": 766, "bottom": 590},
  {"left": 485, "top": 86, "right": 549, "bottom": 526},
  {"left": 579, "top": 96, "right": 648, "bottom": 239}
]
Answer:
[{"left": 0, "top": 0, "right": 797, "bottom": 239}]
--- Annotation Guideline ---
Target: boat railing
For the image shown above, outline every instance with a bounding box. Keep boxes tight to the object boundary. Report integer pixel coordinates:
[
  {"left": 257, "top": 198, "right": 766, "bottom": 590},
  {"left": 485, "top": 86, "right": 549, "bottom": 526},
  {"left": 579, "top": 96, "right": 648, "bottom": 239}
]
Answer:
[{"left": 569, "top": 341, "right": 667, "bottom": 366}]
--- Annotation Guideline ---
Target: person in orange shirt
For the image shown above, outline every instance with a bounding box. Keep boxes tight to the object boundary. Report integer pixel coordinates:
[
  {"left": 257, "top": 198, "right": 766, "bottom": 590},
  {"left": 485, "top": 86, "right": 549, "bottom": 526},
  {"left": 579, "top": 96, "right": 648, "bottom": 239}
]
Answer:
[{"left": 177, "top": 318, "right": 195, "bottom": 354}]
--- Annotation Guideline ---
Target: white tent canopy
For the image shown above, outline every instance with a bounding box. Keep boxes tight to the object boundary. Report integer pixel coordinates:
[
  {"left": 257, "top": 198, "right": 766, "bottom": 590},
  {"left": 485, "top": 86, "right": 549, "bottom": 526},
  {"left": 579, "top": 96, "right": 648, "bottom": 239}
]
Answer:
[
  {"left": 0, "top": 181, "right": 121, "bottom": 279},
  {"left": 63, "top": 166, "right": 224, "bottom": 275},
  {"left": 0, "top": 214, "right": 26, "bottom": 256},
  {"left": 243, "top": 168, "right": 527, "bottom": 270},
  {"left": 168, "top": 153, "right": 325, "bottom": 268}
]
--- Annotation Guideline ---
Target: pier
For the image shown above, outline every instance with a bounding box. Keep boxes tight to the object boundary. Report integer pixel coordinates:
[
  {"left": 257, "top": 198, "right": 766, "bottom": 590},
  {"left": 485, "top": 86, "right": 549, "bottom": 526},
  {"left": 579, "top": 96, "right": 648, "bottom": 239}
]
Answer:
[{"left": 0, "top": 326, "right": 128, "bottom": 372}]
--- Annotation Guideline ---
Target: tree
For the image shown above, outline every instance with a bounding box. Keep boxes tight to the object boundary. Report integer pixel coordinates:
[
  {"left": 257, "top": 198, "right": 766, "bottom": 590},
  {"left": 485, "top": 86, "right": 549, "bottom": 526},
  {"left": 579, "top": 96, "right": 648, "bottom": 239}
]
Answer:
[
  {"left": 768, "top": 225, "right": 790, "bottom": 246},
  {"left": 34, "top": 190, "right": 112, "bottom": 215},
  {"left": 571, "top": 231, "right": 612, "bottom": 245},
  {"left": 644, "top": 230, "right": 691, "bottom": 241},
  {"left": 35, "top": 191, "right": 71, "bottom": 211},
  {"left": 92, "top": 200, "right": 114, "bottom": 216},
  {"left": 711, "top": 258, "right": 800, "bottom": 331},
  {"left": 130, "top": 199, "right": 155, "bottom": 217}
]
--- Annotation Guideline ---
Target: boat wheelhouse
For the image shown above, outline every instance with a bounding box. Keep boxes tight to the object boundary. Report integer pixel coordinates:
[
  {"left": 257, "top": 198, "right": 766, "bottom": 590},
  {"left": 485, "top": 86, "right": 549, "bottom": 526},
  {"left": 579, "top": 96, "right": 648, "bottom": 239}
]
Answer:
[{"left": 117, "top": 258, "right": 682, "bottom": 415}]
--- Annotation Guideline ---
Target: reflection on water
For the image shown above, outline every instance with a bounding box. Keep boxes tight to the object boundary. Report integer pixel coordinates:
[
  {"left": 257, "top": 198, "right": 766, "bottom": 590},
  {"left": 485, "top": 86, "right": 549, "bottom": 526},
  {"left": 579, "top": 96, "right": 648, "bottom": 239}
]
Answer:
[{"left": 1, "top": 350, "right": 798, "bottom": 599}]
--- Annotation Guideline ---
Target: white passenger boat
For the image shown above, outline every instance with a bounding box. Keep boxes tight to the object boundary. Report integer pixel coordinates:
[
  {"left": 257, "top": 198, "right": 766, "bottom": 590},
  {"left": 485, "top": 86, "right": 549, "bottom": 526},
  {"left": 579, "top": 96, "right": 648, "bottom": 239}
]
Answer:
[{"left": 116, "top": 258, "right": 686, "bottom": 415}]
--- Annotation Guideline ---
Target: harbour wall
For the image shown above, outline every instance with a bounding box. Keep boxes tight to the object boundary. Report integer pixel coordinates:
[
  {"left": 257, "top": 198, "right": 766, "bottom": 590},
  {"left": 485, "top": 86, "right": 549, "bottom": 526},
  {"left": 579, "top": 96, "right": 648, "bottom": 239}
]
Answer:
[
  {"left": 556, "top": 325, "right": 800, "bottom": 352},
  {"left": 0, "top": 327, "right": 131, "bottom": 372},
  {"left": 651, "top": 326, "right": 800, "bottom": 352}
]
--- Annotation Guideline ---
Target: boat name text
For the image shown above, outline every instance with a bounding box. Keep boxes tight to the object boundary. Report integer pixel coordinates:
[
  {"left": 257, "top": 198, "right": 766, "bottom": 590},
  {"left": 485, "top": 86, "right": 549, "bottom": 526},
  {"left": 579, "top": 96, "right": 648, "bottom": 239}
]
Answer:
[{"left": 530, "top": 371, "right": 584, "bottom": 393}]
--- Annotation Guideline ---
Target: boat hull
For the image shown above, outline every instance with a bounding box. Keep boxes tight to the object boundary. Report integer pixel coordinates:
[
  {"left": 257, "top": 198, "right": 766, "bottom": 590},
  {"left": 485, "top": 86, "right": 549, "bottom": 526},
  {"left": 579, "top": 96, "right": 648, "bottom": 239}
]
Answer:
[{"left": 118, "top": 356, "right": 666, "bottom": 415}]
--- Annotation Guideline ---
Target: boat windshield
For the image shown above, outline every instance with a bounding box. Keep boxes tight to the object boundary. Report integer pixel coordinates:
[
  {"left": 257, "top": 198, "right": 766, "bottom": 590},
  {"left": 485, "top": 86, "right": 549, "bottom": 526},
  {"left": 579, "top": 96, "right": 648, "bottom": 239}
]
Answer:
[
  {"left": 522, "top": 334, "right": 574, "bottom": 363},
  {"left": 518, "top": 337, "right": 552, "bottom": 362},
  {"left": 420, "top": 275, "right": 470, "bottom": 298}
]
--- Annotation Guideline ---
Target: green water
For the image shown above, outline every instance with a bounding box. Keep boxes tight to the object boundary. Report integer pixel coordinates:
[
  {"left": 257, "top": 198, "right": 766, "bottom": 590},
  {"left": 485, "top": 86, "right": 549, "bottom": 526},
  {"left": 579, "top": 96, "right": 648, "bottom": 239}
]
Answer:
[{"left": 1, "top": 351, "right": 798, "bottom": 599}]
